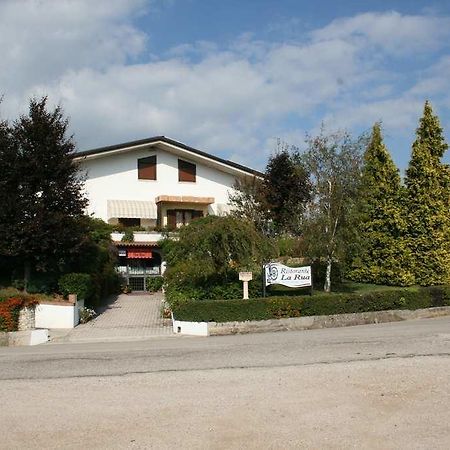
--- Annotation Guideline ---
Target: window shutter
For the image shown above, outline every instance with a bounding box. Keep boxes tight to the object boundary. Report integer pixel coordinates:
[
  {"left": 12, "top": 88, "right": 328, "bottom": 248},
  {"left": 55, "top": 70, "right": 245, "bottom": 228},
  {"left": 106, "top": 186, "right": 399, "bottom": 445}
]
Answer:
[
  {"left": 167, "top": 210, "right": 176, "bottom": 229},
  {"left": 138, "top": 156, "right": 157, "bottom": 180},
  {"left": 178, "top": 159, "right": 196, "bottom": 182}
]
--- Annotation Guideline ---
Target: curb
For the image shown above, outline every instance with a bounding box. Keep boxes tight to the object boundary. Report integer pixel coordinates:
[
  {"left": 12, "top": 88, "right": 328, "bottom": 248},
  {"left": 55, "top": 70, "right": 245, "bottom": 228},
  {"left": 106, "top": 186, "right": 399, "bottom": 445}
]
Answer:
[
  {"left": 0, "top": 329, "right": 49, "bottom": 346},
  {"left": 173, "top": 306, "right": 450, "bottom": 336}
]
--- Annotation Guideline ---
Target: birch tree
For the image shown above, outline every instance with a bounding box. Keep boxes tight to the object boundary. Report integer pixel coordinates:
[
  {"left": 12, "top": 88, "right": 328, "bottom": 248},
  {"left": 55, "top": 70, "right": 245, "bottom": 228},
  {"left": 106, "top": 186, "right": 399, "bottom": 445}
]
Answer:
[{"left": 302, "top": 128, "right": 365, "bottom": 292}]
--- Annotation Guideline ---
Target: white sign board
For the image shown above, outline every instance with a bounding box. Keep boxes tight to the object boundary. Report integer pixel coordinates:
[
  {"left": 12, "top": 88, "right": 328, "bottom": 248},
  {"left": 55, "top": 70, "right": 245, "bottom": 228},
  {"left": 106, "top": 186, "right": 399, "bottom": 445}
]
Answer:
[
  {"left": 239, "top": 272, "right": 253, "bottom": 282},
  {"left": 264, "top": 263, "right": 312, "bottom": 288}
]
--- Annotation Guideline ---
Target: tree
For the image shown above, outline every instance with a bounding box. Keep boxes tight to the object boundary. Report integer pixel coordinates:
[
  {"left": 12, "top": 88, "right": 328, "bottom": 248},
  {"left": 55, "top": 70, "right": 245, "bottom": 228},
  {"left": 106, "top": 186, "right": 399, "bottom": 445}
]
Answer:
[
  {"left": 162, "top": 215, "right": 277, "bottom": 305},
  {"left": 230, "top": 144, "right": 311, "bottom": 236},
  {"left": 302, "top": 128, "right": 366, "bottom": 292},
  {"left": 404, "top": 101, "right": 450, "bottom": 285},
  {"left": 228, "top": 175, "right": 269, "bottom": 234},
  {"left": 0, "top": 97, "right": 87, "bottom": 290},
  {"left": 349, "top": 123, "right": 414, "bottom": 285},
  {"left": 262, "top": 148, "right": 311, "bottom": 235}
]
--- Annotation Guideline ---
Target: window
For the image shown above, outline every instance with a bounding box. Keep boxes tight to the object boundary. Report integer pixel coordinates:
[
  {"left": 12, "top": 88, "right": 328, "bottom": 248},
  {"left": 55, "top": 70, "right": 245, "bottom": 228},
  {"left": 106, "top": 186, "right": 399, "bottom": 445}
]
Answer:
[
  {"left": 118, "top": 218, "right": 141, "bottom": 227},
  {"left": 167, "top": 209, "right": 203, "bottom": 229},
  {"left": 138, "top": 155, "right": 156, "bottom": 180},
  {"left": 178, "top": 159, "right": 196, "bottom": 182}
]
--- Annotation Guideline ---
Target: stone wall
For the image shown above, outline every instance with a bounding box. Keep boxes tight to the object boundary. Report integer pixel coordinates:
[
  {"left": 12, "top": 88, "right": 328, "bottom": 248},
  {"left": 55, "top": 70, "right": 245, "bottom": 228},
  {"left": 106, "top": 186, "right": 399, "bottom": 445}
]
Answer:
[{"left": 18, "top": 306, "right": 35, "bottom": 331}]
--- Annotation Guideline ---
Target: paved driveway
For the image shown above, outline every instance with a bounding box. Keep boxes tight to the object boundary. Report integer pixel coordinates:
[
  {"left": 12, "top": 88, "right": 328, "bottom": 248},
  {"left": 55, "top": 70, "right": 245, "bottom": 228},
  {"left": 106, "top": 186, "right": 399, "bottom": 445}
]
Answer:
[{"left": 52, "top": 292, "right": 173, "bottom": 343}]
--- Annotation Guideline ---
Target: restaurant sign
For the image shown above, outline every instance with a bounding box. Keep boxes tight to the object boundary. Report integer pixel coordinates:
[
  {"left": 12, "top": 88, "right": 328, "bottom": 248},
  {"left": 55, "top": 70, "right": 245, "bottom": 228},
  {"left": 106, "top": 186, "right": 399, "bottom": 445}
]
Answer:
[{"left": 264, "top": 263, "right": 312, "bottom": 288}]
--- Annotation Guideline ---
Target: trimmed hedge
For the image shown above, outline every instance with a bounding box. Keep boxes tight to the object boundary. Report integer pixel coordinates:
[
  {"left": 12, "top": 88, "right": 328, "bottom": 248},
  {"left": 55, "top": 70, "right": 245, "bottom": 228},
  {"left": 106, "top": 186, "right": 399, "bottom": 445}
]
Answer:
[{"left": 172, "top": 285, "right": 450, "bottom": 323}]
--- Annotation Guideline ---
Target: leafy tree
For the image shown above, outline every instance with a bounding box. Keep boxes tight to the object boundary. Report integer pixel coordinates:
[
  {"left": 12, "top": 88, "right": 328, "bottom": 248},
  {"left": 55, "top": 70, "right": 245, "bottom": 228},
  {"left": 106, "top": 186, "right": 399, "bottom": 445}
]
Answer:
[
  {"left": 302, "top": 128, "right": 366, "bottom": 292},
  {"left": 230, "top": 145, "right": 310, "bottom": 236},
  {"left": 349, "top": 123, "right": 414, "bottom": 285},
  {"left": 162, "top": 215, "right": 277, "bottom": 305},
  {"left": 404, "top": 101, "right": 450, "bottom": 285},
  {"left": 228, "top": 175, "right": 268, "bottom": 234},
  {"left": 262, "top": 149, "right": 311, "bottom": 235},
  {"left": 0, "top": 97, "right": 87, "bottom": 290}
]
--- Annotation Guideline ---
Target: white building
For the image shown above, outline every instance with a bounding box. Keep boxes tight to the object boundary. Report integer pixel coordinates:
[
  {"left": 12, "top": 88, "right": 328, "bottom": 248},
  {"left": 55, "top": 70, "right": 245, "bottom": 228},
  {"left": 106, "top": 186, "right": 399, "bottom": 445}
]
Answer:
[{"left": 74, "top": 136, "right": 262, "bottom": 290}]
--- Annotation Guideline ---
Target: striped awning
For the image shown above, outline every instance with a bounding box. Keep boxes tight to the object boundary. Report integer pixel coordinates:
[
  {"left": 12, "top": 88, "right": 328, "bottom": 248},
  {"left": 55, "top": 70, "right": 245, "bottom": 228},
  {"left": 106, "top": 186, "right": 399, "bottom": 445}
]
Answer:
[{"left": 107, "top": 200, "right": 157, "bottom": 219}]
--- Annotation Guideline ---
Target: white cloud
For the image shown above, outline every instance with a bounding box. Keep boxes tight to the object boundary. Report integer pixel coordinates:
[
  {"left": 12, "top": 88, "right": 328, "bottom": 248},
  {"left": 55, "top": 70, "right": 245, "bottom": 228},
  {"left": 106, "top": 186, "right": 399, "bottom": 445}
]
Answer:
[{"left": 1, "top": 3, "right": 450, "bottom": 169}]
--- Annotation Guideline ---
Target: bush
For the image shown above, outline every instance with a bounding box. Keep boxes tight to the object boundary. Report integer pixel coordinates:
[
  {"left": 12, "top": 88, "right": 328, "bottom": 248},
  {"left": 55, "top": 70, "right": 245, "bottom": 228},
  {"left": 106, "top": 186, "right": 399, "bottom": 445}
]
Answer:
[
  {"left": 0, "top": 293, "right": 38, "bottom": 332},
  {"left": 146, "top": 276, "right": 164, "bottom": 292},
  {"left": 58, "top": 273, "right": 92, "bottom": 300},
  {"left": 172, "top": 285, "right": 450, "bottom": 323}
]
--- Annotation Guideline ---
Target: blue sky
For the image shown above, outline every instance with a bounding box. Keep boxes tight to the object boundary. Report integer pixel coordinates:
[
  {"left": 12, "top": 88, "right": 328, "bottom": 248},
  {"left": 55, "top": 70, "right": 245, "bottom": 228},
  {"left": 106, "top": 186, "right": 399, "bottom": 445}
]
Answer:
[{"left": 1, "top": 0, "right": 450, "bottom": 171}]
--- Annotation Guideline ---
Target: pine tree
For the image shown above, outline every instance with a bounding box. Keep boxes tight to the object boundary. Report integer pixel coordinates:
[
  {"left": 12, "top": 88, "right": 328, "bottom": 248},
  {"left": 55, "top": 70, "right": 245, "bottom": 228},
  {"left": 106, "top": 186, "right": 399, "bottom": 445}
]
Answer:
[
  {"left": 404, "top": 101, "right": 450, "bottom": 285},
  {"left": 349, "top": 123, "right": 413, "bottom": 285},
  {"left": 0, "top": 97, "right": 87, "bottom": 290}
]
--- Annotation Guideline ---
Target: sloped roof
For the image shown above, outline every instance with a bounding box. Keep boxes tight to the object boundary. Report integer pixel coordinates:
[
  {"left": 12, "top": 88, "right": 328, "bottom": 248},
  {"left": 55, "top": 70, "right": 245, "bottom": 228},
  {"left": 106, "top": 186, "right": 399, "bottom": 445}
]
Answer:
[{"left": 74, "top": 135, "right": 263, "bottom": 177}]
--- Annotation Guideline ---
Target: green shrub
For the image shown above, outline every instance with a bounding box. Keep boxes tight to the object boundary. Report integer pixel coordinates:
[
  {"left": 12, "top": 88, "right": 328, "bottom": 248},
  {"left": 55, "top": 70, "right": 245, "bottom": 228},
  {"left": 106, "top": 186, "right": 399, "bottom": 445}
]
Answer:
[
  {"left": 172, "top": 285, "right": 450, "bottom": 323},
  {"left": 146, "top": 276, "right": 164, "bottom": 292},
  {"left": 58, "top": 273, "right": 93, "bottom": 300},
  {"left": 121, "top": 230, "right": 134, "bottom": 242}
]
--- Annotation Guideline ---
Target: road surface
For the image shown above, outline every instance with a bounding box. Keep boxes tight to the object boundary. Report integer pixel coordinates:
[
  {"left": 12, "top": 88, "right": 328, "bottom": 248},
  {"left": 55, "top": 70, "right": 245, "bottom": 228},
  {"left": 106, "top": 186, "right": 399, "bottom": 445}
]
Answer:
[{"left": 1, "top": 317, "right": 449, "bottom": 449}]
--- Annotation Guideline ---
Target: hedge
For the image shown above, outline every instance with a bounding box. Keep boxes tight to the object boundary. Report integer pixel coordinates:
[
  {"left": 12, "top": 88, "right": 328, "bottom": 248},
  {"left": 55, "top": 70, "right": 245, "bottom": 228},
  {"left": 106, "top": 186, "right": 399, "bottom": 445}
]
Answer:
[
  {"left": 58, "top": 273, "right": 93, "bottom": 300},
  {"left": 172, "top": 285, "right": 450, "bottom": 323}
]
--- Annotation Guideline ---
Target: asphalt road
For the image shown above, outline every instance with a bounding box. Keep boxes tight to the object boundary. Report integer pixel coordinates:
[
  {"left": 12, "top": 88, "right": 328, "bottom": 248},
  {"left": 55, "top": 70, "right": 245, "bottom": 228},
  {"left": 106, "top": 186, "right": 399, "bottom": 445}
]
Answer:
[{"left": 1, "top": 317, "right": 449, "bottom": 449}]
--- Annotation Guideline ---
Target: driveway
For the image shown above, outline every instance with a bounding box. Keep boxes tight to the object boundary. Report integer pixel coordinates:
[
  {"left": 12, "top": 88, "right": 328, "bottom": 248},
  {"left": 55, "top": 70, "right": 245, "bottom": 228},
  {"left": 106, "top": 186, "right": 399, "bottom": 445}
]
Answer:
[{"left": 51, "top": 292, "right": 173, "bottom": 343}]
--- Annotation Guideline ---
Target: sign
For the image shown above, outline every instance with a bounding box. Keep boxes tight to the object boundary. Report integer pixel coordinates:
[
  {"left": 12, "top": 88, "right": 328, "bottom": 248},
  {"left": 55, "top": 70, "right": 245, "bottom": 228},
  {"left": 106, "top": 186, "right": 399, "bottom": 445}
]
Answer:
[
  {"left": 118, "top": 249, "right": 127, "bottom": 257},
  {"left": 264, "top": 263, "right": 312, "bottom": 288},
  {"left": 239, "top": 272, "right": 253, "bottom": 282},
  {"left": 127, "top": 249, "right": 153, "bottom": 259}
]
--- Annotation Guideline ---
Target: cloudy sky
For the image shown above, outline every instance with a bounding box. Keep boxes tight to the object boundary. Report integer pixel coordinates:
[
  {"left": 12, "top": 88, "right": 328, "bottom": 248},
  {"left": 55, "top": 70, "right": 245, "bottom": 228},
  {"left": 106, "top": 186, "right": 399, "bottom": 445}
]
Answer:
[{"left": 1, "top": 0, "right": 450, "bottom": 170}]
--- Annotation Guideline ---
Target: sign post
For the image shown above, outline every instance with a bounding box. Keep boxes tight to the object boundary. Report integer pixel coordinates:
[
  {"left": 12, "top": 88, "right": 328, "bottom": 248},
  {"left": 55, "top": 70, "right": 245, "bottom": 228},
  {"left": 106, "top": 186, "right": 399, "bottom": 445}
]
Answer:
[{"left": 239, "top": 272, "right": 253, "bottom": 299}]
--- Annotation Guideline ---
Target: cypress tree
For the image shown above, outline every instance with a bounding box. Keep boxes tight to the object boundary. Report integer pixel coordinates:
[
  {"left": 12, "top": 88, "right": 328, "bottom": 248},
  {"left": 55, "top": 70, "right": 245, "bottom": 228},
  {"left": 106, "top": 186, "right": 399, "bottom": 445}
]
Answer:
[
  {"left": 349, "top": 123, "right": 413, "bottom": 285},
  {"left": 404, "top": 101, "right": 450, "bottom": 285}
]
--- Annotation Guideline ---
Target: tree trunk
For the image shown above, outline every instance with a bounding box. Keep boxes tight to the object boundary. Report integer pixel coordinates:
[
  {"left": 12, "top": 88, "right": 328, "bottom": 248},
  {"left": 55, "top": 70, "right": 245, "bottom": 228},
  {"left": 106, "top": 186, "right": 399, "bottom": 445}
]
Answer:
[
  {"left": 23, "top": 260, "right": 31, "bottom": 293},
  {"left": 324, "top": 258, "right": 332, "bottom": 293}
]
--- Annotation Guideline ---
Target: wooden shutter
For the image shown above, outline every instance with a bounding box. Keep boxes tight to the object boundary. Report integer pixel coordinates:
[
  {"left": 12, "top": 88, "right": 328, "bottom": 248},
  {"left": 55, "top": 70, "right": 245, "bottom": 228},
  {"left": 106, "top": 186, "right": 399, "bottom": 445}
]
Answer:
[
  {"left": 167, "top": 210, "right": 176, "bottom": 230},
  {"left": 178, "top": 159, "right": 196, "bottom": 182},
  {"left": 138, "top": 156, "right": 157, "bottom": 180}
]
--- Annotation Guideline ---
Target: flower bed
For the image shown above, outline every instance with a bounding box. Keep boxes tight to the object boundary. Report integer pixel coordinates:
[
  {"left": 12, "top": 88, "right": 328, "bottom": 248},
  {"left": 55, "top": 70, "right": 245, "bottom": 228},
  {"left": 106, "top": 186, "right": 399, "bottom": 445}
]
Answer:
[{"left": 0, "top": 294, "right": 38, "bottom": 332}]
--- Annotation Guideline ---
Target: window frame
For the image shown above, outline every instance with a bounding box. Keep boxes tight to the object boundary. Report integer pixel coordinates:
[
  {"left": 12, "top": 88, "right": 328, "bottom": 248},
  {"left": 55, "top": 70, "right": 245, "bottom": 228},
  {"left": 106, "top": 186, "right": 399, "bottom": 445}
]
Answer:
[{"left": 138, "top": 155, "right": 157, "bottom": 180}]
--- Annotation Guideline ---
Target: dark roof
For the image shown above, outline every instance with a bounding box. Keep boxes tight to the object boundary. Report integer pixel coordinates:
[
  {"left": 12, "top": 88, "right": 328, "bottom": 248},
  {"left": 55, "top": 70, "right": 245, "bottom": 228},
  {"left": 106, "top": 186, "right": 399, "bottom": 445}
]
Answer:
[{"left": 74, "top": 135, "right": 263, "bottom": 177}]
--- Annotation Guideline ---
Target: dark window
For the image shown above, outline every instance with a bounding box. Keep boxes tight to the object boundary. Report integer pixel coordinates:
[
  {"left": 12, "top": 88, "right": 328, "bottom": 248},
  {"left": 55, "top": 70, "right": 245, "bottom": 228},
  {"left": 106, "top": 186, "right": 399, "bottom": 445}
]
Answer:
[
  {"left": 118, "top": 218, "right": 141, "bottom": 227},
  {"left": 178, "top": 159, "right": 196, "bottom": 182},
  {"left": 138, "top": 155, "right": 156, "bottom": 180}
]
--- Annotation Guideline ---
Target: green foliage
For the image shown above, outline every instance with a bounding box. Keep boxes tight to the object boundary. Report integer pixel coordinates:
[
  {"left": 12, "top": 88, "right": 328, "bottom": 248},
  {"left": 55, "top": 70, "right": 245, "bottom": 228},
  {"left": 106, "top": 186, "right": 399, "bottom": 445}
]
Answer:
[
  {"left": 404, "top": 101, "right": 450, "bottom": 285},
  {"left": 349, "top": 123, "right": 414, "bottom": 286},
  {"left": 262, "top": 147, "right": 311, "bottom": 235},
  {"left": 301, "top": 128, "right": 367, "bottom": 291},
  {"left": 230, "top": 145, "right": 311, "bottom": 236},
  {"left": 58, "top": 273, "right": 92, "bottom": 300},
  {"left": 65, "top": 217, "right": 121, "bottom": 308},
  {"left": 0, "top": 97, "right": 87, "bottom": 289},
  {"left": 146, "top": 276, "right": 164, "bottom": 292},
  {"left": 277, "top": 235, "right": 305, "bottom": 257},
  {"left": 121, "top": 230, "right": 135, "bottom": 242},
  {"left": 172, "top": 285, "right": 450, "bottom": 323},
  {"left": 163, "top": 216, "right": 276, "bottom": 307},
  {"left": 229, "top": 176, "right": 269, "bottom": 234}
]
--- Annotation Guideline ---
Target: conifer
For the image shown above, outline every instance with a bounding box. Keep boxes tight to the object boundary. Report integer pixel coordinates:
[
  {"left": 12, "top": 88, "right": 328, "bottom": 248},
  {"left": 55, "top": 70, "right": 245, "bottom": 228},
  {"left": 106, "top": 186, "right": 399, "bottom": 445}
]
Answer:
[
  {"left": 404, "top": 101, "right": 450, "bottom": 285},
  {"left": 350, "top": 123, "right": 413, "bottom": 285}
]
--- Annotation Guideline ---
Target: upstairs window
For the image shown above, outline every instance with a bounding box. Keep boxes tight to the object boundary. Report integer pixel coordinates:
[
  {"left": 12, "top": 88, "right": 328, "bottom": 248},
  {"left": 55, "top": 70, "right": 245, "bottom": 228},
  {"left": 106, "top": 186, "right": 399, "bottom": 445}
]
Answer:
[
  {"left": 178, "top": 159, "right": 196, "bottom": 182},
  {"left": 138, "top": 155, "right": 156, "bottom": 180}
]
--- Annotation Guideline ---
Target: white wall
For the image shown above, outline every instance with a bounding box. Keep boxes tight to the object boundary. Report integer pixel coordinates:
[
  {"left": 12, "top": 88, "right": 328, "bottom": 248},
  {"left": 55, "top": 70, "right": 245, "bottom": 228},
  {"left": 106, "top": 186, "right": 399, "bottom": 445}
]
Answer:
[{"left": 80, "top": 146, "right": 238, "bottom": 222}]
